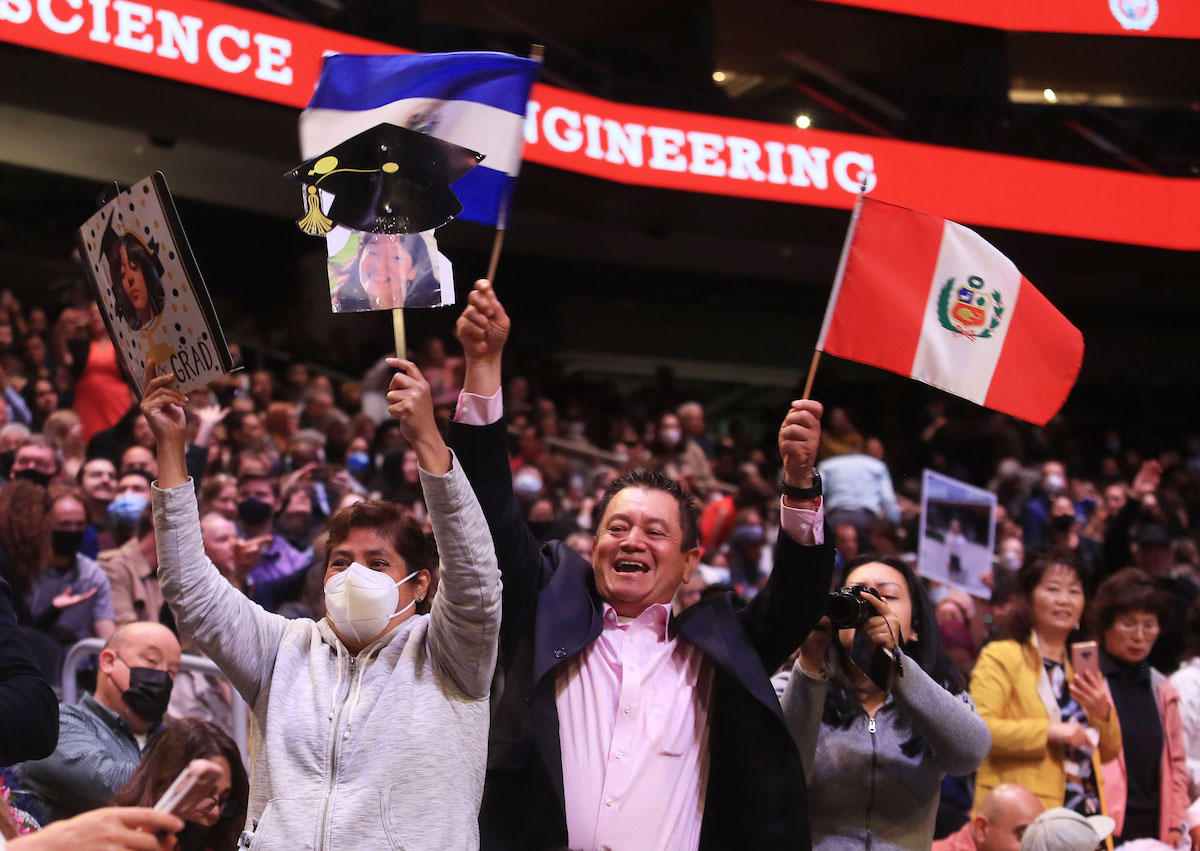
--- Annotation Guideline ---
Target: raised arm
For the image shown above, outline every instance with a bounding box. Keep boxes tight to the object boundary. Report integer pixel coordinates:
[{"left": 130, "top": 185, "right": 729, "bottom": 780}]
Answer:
[
  {"left": 778, "top": 627, "right": 834, "bottom": 785},
  {"left": 383, "top": 358, "right": 500, "bottom": 699},
  {"left": 142, "top": 365, "right": 289, "bottom": 706},
  {"left": 740, "top": 400, "right": 834, "bottom": 671},
  {"left": 448, "top": 281, "right": 549, "bottom": 641}
]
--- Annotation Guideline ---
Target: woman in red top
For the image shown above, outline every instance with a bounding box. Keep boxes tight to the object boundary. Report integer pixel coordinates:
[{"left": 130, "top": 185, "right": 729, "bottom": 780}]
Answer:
[{"left": 60, "top": 305, "right": 133, "bottom": 445}]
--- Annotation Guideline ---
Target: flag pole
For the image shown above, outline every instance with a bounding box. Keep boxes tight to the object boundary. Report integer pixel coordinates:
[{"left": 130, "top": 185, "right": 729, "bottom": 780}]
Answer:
[
  {"left": 483, "top": 43, "right": 544, "bottom": 286},
  {"left": 801, "top": 350, "right": 821, "bottom": 400},
  {"left": 392, "top": 308, "right": 406, "bottom": 359},
  {"left": 804, "top": 174, "right": 872, "bottom": 400},
  {"left": 484, "top": 194, "right": 508, "bottom": 284}
]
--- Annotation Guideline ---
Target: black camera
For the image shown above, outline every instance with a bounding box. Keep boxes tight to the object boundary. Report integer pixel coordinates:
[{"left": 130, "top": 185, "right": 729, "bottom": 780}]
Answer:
[{"left": 825, "top": 584, "right": 883, "bottom": 629}]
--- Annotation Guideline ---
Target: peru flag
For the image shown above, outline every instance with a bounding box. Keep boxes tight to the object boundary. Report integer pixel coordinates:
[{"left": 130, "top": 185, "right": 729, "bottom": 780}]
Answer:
[{"left": 816, "top": 197, "right": 1083, "bottom": 425}]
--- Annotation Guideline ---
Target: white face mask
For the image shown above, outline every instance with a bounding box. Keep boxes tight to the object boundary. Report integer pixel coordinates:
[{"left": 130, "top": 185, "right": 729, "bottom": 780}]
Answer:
[{"left": 324, "top": 562, "right": 420, "bottom": 644}]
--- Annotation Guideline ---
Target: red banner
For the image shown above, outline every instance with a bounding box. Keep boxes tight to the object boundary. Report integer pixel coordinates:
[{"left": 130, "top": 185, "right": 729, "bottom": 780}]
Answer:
[
  {"left": 0, "top": 0, "right": 393, "bottom": 105},
  {"left": 810, "top": 0, "right": 1200, "bottom": 39},
  {"left": 521, "top": 86, "right": 1200, "bottom": 251},
  {"left": 4, "top": 0, "right": 1199, "bottom": 249}
]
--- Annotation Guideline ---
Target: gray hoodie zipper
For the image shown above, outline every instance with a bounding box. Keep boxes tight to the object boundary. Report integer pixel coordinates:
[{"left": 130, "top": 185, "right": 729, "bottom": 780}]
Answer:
[
  {"left": 317, "top": 654, "right": 357, "bottom": 849},
  {"left": 865, "top": 715, "right": 877, "bottom": 850}
]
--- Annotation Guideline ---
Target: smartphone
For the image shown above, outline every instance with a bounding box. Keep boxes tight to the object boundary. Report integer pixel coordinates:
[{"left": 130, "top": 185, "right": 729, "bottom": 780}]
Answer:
[
  {"left": 1071, "top": 640, "right": 1100, "bottom": 677},
  {"left": 154, "top": 758, "right": 224, "bottom": 820}
]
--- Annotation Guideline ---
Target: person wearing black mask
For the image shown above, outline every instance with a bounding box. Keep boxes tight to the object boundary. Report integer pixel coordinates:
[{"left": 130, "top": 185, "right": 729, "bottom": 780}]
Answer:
[
  {"left": 17, "top": 622, "right": 180, "bottom": 822},
  {"left": 234, "top": 473, "right": 306, "bottom": 595},
  {"left": 24, "top": 492, "right": 116, "bottom": 651},
  {"left": 1044, "top": 495, "right": 1103, "bottom": 592},
  {"left": 9, "top": 438, "right": 61, "bottom": 488}
]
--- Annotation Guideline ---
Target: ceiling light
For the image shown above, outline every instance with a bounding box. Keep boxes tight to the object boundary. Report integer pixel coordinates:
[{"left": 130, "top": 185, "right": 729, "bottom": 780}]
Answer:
[
  {"left": 1043, "top": 88, "right": 1058, "bottom": 103},
  {"left": 712, "top": 71, "right": 727, "bottom": 83},
  {"left": 795, "top": 114, "right": 812, "bottom": 129}
]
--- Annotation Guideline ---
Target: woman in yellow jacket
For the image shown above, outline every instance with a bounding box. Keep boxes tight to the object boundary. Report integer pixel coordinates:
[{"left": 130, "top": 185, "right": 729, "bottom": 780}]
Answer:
[{"left": 971, "top": 550, "right": 1122, "bottom": 816}]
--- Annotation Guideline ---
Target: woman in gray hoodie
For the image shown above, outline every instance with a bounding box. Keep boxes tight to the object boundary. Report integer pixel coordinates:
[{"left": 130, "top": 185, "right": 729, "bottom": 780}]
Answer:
[
  {"left": 775, "top": 555, "right": 991, "bottom": 850},
  {"left": 141, "top": 357, "right": 500, "bottom": 851}
]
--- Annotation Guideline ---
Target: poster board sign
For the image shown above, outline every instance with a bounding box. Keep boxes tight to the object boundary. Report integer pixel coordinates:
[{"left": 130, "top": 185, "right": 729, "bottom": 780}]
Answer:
[
  {"left": 77, "top": 172, "right": 233, "bottom": 397},
  {"left": 324, "top": 226, "right": 454, "bottom": 313},
  {"left": 918, "top": 469, "right": 997, "bottom": 599}
]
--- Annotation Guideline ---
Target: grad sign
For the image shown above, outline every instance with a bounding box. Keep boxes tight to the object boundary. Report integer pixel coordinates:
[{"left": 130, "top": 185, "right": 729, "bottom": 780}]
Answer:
[
  {"left": 5, "top": 0, "right": 1200, "bottom": 250},
  {"left": 810, "top": 0, "right": 1200, "bottom": 38},
  {"left": 77, "top": 172, "right": 233, "bottom": 396},
  {"left": 917, "top": 470, "right": 997, "bottom": 600}
]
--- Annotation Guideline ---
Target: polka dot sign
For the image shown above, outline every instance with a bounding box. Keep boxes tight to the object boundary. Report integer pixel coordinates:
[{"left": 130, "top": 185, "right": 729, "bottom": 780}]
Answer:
[{"left": 77, "top": 172, "right": 233, "bottom": 398}]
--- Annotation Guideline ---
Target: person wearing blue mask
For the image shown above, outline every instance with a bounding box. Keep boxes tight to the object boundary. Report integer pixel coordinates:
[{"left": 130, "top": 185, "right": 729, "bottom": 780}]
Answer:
[{"left": 97, "top": 472, "right": 153, "bottom": 552}]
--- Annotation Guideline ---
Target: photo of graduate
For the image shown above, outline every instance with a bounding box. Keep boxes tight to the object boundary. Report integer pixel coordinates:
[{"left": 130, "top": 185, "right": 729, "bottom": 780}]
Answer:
[
  {"left": 325, "top": 228, "right": 448, "bottom": 312},
  {"left": 100, "top": 218, "right": 166, "bottom": 331}
]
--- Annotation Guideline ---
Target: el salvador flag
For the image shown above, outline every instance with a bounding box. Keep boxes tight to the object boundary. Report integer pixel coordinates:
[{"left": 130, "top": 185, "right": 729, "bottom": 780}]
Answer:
[{"left": 299, "top": 51, "right": 540, "bottom": 227}]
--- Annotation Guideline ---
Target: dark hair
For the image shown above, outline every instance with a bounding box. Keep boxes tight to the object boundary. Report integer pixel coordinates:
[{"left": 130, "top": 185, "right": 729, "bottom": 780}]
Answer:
[
  {"left": 0, "top": 479, "right": 52, "bottom": 592},
  {"left": 1006, "top": 549, "right": 1088, "bottom": 644},
  {"left": 113, "top": 718, "right": 248, "bottom": 851},
  {"left": 108, "top": 233, "right": 166, "bottom": 330},
  {"left": 225, "top": 409, "right": 256, "bottom": 437},
  {"left": 119, "top": 468, "right": 155, "bottom": 488},
  {"left": 76, "top": 456, "right": 115, "bottom": 484},
  {"left": 592, "top": 469, "right": 700, "bottom": 550},
  {"left": 324, "top": 500, "right": 436, "bottom": 578},
  {"left": 821, "top": 555, "right": 966, "bottom": 757},
  {"left": 333, "top": 233, "right": 436, "bottom": 311},
  {"left": 1089, "top": 567, "right": 1173, "bottom": 638}
]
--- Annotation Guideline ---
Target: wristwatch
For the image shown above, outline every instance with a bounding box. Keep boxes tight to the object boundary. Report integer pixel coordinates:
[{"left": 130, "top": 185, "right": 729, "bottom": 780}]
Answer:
[{"left": 782, "top": 469, "right": 821, "bottom": 500}]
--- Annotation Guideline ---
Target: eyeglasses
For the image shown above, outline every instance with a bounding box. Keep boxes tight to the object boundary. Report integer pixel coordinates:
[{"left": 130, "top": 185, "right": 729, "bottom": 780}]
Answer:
[{"left": 198, "top": 792, "right": 239, "bottom": 819}]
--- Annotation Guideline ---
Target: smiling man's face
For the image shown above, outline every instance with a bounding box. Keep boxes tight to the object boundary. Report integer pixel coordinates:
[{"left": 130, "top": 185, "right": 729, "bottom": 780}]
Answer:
[{"left": 592, "top": 486, "right": 700, "bottom": 618}]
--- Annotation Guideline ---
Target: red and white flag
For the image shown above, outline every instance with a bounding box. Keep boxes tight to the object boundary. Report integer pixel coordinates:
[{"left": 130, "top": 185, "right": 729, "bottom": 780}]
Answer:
[{"left": 816, "top": 197, "right": 1083, "bottom": 425}]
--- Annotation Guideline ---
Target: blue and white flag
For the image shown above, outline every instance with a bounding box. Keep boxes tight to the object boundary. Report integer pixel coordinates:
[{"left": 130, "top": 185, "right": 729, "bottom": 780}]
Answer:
[{"left": 300, "top": 51, "right": 540, "bottom": 227}]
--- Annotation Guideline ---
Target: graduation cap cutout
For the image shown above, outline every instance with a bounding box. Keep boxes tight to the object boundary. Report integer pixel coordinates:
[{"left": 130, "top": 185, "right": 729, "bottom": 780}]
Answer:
[{"left": 286, "top": 123, "right": 485, "bottom": 237}]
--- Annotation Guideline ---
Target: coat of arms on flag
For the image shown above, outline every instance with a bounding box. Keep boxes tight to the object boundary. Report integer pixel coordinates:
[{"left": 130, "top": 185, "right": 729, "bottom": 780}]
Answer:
[{"left": 937, "top": 276, "right": 1004, "bottom": 338}]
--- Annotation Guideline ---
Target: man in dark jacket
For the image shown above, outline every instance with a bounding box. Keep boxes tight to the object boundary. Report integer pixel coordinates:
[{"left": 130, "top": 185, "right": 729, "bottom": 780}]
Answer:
[
  {"left": 445, "top": 281, "right": 833, "bottom": 851},
  {"left": 1, "top": 575, "right": 58, "bottom": 765}
]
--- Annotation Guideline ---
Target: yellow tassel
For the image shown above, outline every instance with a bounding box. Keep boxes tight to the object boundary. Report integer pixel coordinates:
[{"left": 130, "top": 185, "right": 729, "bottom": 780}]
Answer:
[{"left": 297, "top": 186, "right": 334, "bottom": 236}]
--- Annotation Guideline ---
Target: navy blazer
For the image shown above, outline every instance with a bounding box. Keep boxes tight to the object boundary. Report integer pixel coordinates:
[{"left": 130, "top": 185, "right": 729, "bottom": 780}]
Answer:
[
  {"left": 0, "top": 575, "right": 59, "bottom": 765},
  {"left": 451, "top": 420, "right": 833, "bottom": 850}
]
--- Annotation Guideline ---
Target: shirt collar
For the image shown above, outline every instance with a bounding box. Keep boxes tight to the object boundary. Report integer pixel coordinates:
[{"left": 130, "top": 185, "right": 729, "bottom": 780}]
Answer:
[
  {"left": 81, "top": 693, "right": 139, "bottom": 740},
  {"left": 601, "top": 601, "right": 671, "bottom": 640}
]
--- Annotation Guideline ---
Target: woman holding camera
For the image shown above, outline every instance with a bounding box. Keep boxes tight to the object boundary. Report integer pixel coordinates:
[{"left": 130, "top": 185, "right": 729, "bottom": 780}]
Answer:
[
  {"left": 777, "top": 555, "right": 990, "bottom": 849},
  {"left": 970, "top": 550, "right": 1121, "bottom": 816}
]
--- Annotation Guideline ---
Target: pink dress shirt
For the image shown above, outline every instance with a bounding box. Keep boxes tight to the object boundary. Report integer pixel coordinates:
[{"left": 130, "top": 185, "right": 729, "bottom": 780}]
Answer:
[{"left": 454, "top": 389, "right": 823, "bottom": 850}]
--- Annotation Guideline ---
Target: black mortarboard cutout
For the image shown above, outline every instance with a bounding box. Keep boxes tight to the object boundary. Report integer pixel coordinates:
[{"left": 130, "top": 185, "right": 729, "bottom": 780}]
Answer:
[{"left": 286, "top": 122, "right": 485, "bottom": 236}]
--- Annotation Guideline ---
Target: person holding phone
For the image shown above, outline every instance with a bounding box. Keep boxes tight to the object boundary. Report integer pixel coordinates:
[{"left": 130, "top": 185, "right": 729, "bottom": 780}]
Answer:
[
  {"left": 1089, "top": 568, "right": 1188, "bottom": 845},
  {"left": 141, "top": 356, "right": 500, "bottom": 850},
  {"left": 113, "top": 719, "right": 248, "bottom": 851},
  {"left": 776, "top": 555, "right": 991, "bottom": 849},
  {"left": 971, "top": 550, "right": 1122, "bottom": 816}
]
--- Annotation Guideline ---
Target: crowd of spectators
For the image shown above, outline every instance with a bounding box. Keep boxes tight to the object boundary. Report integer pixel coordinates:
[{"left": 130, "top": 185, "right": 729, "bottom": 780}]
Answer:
[{"left": 2, "top": 279, "right": 1200, "bottom": 850}]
